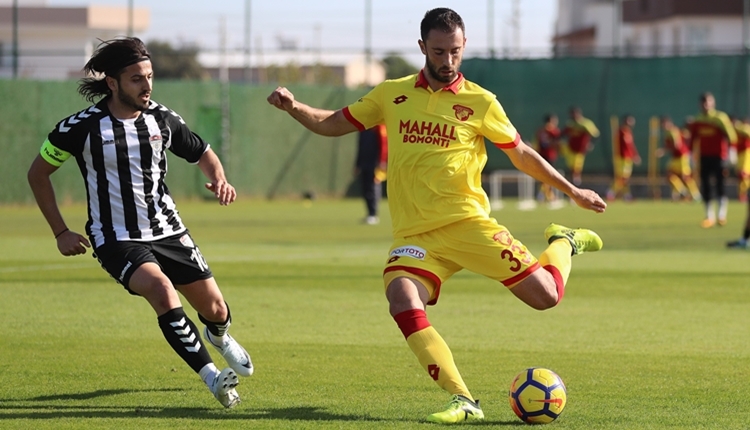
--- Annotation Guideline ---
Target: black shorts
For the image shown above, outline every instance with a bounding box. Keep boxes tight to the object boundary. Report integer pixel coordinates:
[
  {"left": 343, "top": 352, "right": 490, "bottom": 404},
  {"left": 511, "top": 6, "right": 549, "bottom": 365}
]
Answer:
[{"left": 92, "top": 232, "right": 213, "bottom": 295}]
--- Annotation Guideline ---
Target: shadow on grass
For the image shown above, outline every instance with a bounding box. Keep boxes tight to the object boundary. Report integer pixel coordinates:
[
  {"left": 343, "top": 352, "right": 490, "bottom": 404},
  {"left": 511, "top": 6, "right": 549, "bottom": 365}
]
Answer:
[
  {"left": 0, "top": 389, "right": 526, "bottom": 425},
  {"left": 24, "top": 388, "right": 185, "bottom": 402},
  {"left": 0, "top": 405, "right": 382, "bottom": 422}
]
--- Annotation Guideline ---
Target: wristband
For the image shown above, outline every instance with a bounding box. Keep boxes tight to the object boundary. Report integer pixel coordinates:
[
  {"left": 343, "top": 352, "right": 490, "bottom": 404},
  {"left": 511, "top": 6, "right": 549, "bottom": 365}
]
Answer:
[{"left": 54, "top": 228, "right": 69, "bottom": 239}]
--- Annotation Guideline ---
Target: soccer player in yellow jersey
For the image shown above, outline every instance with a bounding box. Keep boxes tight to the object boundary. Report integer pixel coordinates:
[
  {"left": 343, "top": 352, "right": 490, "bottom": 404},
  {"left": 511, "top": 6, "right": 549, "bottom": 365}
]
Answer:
[
  {"left": 732, "top": 117, "right": 750, "bottom": 202},
  {"left": 657, "top": 116, "right": 701, "bottom": 201},
  {"left": 562, "top": 107, "right": 600, "bottom": 186},
  {"left": 267, "top": 8, "right": 606, "bottom": 424}
]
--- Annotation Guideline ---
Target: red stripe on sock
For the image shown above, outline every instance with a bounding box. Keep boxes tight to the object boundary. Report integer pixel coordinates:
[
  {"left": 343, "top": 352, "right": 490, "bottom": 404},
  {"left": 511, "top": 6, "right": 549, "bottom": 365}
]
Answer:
[
  {"left": 544, "top": 264, "right": 565, "bottom": 305},
  {"left": 393, "top": 309, "right": 431, "bottom": 339}
]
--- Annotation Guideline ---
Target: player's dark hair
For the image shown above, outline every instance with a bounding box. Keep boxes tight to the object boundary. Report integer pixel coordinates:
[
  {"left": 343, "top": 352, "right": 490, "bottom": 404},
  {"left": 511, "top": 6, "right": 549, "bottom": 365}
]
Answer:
[
  {"left": 700, "top": 92, "right": 713, "bottom": 103},
  {"left": 420, "top": 8, "right": 465, "bottom": 41},
  {"left": 78, "top": 37, "right": 151, "bottom": 103},
  {"left": 660, "top": 115, "right": 672, "bottom": 122},
  {"left": 543, "top": 114, "right": 556, "bottom": 123}
]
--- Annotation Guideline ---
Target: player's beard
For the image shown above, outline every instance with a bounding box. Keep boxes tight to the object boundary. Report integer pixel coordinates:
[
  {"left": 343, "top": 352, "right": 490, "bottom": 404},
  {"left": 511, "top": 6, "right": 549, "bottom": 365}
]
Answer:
[
  {"left": 116, "top": 81, "right": 150, "bottom": 112},
  {"left": 425, "top": 57, "right": 461, "bottom": 84}
]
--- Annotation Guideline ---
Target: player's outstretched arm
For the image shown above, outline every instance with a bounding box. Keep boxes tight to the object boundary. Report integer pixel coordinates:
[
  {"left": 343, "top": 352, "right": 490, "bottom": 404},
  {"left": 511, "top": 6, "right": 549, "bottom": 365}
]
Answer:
[
  {"left": 502, "top": 141, "right": 607, "bottom": 213},
  {"left": 27, "top": 155, "right": 91, "bottom": 255},
  {"left": 197, "top": 148, "right": 236, "bottom": 206},
  {"left": 267, "top": 86, "right": 358, "bottom": 137}
]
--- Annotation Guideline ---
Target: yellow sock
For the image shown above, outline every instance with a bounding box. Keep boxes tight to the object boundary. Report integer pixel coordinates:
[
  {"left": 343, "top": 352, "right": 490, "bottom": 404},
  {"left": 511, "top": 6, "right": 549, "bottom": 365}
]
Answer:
[
  {"left": 539, "top": 239, "right": 572, "bottom": 285},
  {"left": 684, "top": 177, "right": 701, "bottom": 199},
  {"left": 611, "top": 179, "right": 623, "bottom": 196},
  {"left": 669, "top": 175, "right": 686, "bottom": 196},
  {"left": 405, "top": 326, "right": 472, "bottom": 400},
  {"left": 740, "top": 178, "right": 750, "bottom": 199}
]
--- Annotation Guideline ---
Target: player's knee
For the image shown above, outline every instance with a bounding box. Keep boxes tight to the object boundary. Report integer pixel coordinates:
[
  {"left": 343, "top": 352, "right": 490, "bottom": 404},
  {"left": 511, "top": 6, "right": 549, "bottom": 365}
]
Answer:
[
  {"left": 533, "top": 291, "right": 559, "bottom": 311},
  {"left": 511, "top": 278, "right": 559, "bottom": 311},
  {"left": 524, "top": 287, "right": 558, "bottom": 311},
  {"left": 202, "top": 298, "right": 228, "bottom": 321},
  {"left": 135, "top": 277, "right": 179, "bottom": 310}
]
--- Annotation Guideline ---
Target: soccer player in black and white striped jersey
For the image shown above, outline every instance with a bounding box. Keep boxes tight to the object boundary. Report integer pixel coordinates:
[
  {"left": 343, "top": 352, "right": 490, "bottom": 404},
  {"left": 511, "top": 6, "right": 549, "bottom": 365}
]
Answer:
[{"left": 27, "top": 37, "right": 253, "bottom": 408}]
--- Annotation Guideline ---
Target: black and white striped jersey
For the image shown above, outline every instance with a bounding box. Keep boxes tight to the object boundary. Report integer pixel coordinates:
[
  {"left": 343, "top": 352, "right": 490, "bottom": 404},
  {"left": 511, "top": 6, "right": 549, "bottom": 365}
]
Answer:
[{"left": 46, "top": 99, "right": 209, "bottom": 248}]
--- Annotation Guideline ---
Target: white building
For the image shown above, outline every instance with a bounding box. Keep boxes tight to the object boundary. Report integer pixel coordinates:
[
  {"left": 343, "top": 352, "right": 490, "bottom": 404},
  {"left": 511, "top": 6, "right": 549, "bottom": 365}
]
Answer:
[
  {"left": 199, "top": 50, "right": 386, "bottom": 88},
  {"left": 553, "top": 0, "right": 746, "bottom": 57},
  {"left": 0, "top": 0, "right": 383, "bottom": 87},
  {"left": 0, "top": 0, "right": 149, "bottom": 79}
]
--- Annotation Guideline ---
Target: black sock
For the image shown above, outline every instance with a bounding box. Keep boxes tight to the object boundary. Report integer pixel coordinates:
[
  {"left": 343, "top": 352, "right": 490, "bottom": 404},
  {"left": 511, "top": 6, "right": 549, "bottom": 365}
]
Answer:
[
  {"left": 199, "top": 301, "right": 232, "bottom": 337},
  {"left": 158, "top": 307, "right": 213, "bottom": 373}
]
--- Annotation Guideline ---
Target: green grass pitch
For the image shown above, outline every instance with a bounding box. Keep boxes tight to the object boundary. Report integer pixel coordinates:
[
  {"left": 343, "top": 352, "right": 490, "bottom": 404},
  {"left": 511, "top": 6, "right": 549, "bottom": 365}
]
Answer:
[{"left": 0, "top": 198, "right": 748, "bottom": 429}]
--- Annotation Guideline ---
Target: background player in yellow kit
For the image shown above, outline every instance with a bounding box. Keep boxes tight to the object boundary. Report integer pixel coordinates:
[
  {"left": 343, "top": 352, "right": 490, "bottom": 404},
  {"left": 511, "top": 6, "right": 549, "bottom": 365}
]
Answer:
[
  {"left": 267, "top": 8, "right": 606, "bottom": 424},
  {"left": 561, "top": 106, "right": 600, "bottom": 185},
  {"left": 732, "top": 117, "right": 750, "bottom": 202},
  {"left": 657, "top": 116, "right": 701, "bottom": 201}
]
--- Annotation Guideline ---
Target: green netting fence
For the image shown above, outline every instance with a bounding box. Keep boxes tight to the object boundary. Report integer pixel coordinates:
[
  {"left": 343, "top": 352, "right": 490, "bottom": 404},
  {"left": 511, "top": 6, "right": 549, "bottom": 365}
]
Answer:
[
  {"left": 3, "top": 55, "right": 748, "bottom": 204},
  {"left": 461, "top": 55, "right": 750, "bottom": 173},
  {"left": 2, "top": 80, "right": 366, "bottom": 204}
]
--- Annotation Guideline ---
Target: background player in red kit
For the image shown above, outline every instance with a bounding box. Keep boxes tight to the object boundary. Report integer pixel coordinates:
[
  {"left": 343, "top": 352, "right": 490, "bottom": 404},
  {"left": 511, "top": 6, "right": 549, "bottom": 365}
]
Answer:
[
  {"left": 534, "top": 114, "right": 562, "bottom": 203},
  {"left": 607, "top": 115, "right": 641, "bottom": 201},
  {"left": 657, "top": 116, "right": 701, "bottom": 201},
  {"left": 688, "top": 92, "right": 736, "bottom": 228},
  {"left": 562, "top": 106, "right": 600, "bottom": 185}
]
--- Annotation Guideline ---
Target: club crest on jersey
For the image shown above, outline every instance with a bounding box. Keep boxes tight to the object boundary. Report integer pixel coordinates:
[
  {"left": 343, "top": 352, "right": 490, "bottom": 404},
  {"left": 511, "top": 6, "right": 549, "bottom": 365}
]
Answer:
[
  {"left": 389, "top": 245, "right": 427, "bottom": 260},
  {"left": 179, "top": 234, "right": 195, "bottom": 248},
  {"left": 452, "top": 104, "right": 474, "bottom": 121},
  {"left": 150, "top": 135, "right": 163, "bottom": 152}
]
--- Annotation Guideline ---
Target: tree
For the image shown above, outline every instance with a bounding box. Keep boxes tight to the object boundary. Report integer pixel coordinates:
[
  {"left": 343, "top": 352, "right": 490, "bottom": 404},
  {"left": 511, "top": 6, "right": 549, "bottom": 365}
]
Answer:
[
  {"left": 263, "top": 62, "right": 344, "bottom": 86},
  {"left": 381, "top": 52, "right": 419, "bottom": 80},
  {"left": 146, "top": 40, "right": 208, "bottom": 80}
]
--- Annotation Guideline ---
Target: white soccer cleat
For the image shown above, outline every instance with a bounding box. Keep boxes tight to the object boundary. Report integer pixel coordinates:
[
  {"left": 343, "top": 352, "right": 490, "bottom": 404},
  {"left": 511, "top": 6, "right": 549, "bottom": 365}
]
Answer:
[
  {"left": 209, "top": 367, "right": 240, "bottom": 409},
  {"left": 204, "top": 327, "right": 254, "bottom": 377}
]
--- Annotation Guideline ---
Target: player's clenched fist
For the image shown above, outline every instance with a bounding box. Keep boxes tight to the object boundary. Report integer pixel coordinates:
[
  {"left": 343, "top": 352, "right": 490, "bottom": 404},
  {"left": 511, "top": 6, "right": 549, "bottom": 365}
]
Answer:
[{"left": 267, "top": 86, "right": 295, "bottom": 111}]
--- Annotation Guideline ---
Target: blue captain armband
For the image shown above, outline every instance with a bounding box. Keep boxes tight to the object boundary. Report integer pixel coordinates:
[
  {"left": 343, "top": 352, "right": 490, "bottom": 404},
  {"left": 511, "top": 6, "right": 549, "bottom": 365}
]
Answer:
[{"left": 40, "top": 139, "right": 71, "bottom": 167}]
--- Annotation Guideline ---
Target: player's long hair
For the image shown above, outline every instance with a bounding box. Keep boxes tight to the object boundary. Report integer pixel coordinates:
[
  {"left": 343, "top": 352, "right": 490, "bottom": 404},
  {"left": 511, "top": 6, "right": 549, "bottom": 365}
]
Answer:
[
  {"left": 78, "top": 37, "right": 151, "bottom": 103},
  {"left": 420, "top": 8, "right": 465, "bottom": 41}
]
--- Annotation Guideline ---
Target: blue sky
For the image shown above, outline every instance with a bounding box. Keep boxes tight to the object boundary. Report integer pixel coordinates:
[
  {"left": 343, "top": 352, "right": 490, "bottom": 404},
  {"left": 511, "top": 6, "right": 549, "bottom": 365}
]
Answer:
[{"left": 49, "top": 0, "right": 559, "bottom": 63}]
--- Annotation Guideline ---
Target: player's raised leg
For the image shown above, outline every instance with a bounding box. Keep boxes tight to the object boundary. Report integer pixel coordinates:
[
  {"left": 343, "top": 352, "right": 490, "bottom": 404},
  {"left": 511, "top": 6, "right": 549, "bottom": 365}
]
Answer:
[
  {"left": 510, "top": 224, "right": 602, "bottom": 309},
  {"left": 386, "top": 274, "right": 484, "bottom": 423}
]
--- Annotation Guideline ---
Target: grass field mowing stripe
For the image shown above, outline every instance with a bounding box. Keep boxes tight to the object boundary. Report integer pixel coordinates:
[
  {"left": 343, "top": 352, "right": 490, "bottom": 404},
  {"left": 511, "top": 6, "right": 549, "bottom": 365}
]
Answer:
[
  {"left": 0, "top": 263, "right": 92, "bottom": 273},
  {"left": 2, "top": 199, "right": 750, "bottom": 429}
]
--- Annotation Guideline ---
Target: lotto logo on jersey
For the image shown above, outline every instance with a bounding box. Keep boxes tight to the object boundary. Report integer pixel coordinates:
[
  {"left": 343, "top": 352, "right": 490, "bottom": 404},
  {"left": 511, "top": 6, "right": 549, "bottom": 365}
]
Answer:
[{"left": 390, "top": 245, "right": 427, "bottom": 260}]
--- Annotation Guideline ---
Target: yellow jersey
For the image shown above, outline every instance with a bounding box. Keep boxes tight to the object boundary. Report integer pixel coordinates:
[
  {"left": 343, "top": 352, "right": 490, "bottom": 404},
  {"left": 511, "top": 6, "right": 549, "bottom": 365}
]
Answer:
[{"left": 343, "top": 71, "right": 520, "bottom": 237}]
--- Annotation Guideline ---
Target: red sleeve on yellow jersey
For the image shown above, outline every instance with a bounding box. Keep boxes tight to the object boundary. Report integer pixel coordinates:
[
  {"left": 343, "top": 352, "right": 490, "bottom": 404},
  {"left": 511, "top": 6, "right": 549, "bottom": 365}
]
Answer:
[
  {"left": 342, "top": 107, "right": 366, "bottom": 131},
  {"left": 493, "top": 134, "right": 522, "bottom": 149},
  {"left": 480, "top": 98, "right": 521, "bottom": 149},
  {"left": 343, "top": 84, "right": 385, "bottom": 131}
]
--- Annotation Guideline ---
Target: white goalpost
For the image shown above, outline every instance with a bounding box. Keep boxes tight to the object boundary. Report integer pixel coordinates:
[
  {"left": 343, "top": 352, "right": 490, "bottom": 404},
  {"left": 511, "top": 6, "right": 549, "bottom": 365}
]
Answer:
[
  {"left": 488, "top": 170, "right": 565, "bottom": 211},
  {"left": 488, "top": 170, "right": 536, "bottom": 210}
]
